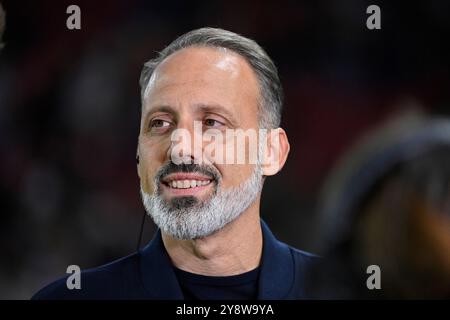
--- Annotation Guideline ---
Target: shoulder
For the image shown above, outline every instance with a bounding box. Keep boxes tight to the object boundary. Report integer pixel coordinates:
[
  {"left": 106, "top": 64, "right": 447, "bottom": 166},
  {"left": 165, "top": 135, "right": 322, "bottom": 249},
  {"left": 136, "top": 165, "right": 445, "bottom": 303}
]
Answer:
[
  {"left": 282, "top": 241, "right": 321, "bottom": 274},
  {"left": 31, "top": 252, "right": 143, "bottom": 300},
  {"left": 287, "top": 245, "right": 322, "bottom": 298},
  {"left": 289, "top": 246, "right": 321, "bottom": 263},
  {"left": 289, "top": 246, "right": 321, "bottom": 277}
]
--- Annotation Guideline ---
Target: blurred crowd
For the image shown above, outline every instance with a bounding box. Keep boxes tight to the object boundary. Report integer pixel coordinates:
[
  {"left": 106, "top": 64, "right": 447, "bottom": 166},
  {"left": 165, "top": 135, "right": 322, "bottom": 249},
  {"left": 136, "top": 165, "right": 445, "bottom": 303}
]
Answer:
[{"left": 0, "top": 0, "right": 449, "bottom": 298}]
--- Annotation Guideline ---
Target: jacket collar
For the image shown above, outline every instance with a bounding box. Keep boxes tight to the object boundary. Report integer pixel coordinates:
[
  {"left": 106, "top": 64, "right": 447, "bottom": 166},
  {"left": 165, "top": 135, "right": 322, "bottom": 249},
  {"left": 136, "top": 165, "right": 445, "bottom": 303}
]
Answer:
[
  {"left": 139, "top": 219, "right": 295, "bottom": 299},
  {"left": 139, "top": 230, "right": 184, "bottom": 299},
  {"left": 257, "top": 220, "right": 295, "bottom": 299}
]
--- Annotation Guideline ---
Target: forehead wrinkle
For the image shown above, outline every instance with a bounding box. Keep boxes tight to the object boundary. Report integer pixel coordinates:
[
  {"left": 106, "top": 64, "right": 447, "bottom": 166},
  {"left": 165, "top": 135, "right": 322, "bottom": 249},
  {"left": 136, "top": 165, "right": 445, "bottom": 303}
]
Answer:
[
  {"left": 142, "top": 47, "right": 260, "bottom": 125},
  {"left": 144, "top": 47, "right": 248, "bottom": 97}
]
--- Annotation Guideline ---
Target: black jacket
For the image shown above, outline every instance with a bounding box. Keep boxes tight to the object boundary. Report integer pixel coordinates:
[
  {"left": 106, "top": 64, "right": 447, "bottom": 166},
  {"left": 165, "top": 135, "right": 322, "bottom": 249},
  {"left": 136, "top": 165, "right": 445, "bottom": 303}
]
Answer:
[{"left": 32, "top": 220, "right": 319, "bottom": 299}]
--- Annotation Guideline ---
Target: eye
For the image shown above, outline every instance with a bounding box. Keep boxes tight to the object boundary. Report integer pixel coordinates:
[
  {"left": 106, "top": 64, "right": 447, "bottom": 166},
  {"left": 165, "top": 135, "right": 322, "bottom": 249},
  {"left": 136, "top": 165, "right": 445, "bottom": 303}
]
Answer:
[
  {"left": 149, "top": 119, "right": 173, "bottom": 133},
  {"left": 204, "top": 118, "right": 224, "bottom": 127},
  {"left": 150, "top": 119, "right": 171, "bottom": 128}
]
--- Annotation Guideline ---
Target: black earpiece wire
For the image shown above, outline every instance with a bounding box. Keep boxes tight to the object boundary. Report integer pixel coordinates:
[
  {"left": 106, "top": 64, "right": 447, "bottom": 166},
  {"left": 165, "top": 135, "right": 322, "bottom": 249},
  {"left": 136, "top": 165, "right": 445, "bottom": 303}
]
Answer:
[
  {"left": 136, "top": 153, "right": 145, "bottom": 251},
  {"left": 136, "top": 211, "right": 146, "bottom": 251}
]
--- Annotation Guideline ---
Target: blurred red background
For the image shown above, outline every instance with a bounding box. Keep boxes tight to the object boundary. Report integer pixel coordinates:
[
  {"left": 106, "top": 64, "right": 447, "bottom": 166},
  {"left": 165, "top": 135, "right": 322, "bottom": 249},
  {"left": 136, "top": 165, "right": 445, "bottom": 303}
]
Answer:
[{"left": 0, "top": 0, "right": 448, "bottom": 298}]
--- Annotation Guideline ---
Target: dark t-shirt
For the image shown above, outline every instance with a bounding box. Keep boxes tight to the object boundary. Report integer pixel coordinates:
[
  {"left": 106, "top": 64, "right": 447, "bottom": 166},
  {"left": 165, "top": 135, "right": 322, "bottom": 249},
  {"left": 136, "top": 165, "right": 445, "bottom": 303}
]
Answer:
[{"left": 173, "top": 266, "right": 260, "bottom": 300}]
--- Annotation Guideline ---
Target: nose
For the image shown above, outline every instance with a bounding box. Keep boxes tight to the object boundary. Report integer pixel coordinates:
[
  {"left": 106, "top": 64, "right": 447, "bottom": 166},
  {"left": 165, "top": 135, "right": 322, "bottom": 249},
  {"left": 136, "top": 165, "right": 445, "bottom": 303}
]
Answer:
[{"left": 167, "top": 119, "right": 203, "bottom": 165}]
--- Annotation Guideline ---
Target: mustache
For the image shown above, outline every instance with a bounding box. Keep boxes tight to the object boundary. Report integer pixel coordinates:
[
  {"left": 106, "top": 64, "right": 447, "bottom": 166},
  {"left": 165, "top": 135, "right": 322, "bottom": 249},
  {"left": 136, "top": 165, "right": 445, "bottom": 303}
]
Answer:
[{"left": 155, "top": 161, "right": 221, "bottom": 183}]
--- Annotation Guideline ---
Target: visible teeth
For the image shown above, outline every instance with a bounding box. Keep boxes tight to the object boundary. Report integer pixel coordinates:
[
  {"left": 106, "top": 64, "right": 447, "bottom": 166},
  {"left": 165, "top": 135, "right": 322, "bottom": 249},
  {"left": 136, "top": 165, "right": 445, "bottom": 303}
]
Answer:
[{"left": 168, "top": 179, "right": 211, "bottom": 189}]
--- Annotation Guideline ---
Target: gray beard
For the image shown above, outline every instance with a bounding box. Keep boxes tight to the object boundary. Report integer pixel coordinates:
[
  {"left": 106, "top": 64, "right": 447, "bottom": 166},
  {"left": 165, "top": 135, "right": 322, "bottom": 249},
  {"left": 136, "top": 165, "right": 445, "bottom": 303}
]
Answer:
[{"left": 140, "top": 165, "right": 263, "bottom": 240}]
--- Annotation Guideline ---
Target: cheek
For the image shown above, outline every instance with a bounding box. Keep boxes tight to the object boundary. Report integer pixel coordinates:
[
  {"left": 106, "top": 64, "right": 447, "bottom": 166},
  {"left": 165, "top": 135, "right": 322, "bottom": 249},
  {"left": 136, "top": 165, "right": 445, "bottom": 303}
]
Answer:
[
  {"left": 202, "top": 132, "right": 259, "bottom": 169},
  {"left": 139, "top": 139, "right": 169, "bottom": 193},
  {"left": 219, "top": 164, "right": 255, "bottom": 188},
  {"left": 140, "top": 162, "right": 159, "bottom": 194}
]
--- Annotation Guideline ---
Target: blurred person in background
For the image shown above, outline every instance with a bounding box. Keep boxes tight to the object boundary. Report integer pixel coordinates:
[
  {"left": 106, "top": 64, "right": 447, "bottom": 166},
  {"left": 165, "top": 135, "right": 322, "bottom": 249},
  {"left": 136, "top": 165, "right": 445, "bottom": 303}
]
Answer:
[
  {"left": 311, "top": 111, "right": 450, "bottom": 299},
  {"left": 32, "top": 27, "right": 319, "bottom": 300}
]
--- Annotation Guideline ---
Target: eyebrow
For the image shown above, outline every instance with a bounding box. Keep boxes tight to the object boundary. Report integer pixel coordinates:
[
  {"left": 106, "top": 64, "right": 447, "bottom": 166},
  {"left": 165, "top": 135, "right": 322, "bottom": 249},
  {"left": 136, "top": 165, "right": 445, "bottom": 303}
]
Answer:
[
  {"left": 143, "top": 105, "right": 178, "bottom": 123},
  {"left": 144, "top": 103, "right": 240, "bottom": 126},
  {"left": 193, "top": 103, "right": 239, "bottom": 127}
]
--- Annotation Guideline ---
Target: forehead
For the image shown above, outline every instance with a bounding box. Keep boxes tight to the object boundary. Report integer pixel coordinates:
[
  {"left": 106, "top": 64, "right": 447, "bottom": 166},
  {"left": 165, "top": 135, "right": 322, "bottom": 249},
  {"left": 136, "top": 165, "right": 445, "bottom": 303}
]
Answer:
[{"left": 142, "top": 46, "right": 260, "bottom": 122}]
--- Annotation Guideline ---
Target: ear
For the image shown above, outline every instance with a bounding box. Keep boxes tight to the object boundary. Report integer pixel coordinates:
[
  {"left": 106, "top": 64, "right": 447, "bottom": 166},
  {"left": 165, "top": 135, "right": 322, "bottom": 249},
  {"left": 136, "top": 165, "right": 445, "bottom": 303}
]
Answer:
[{"left": 261, "top": 128, "right": 290, "bottom": 176}]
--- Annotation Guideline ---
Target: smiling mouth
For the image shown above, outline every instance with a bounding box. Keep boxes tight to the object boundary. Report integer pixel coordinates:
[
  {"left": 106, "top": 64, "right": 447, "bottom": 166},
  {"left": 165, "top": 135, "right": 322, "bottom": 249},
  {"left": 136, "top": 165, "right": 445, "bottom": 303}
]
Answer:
[
  {"left": 163, "top": 179, "right": 212, "bottom": 189},
  {"left": 160, "top": 172, "right": 216, "bottom": 194}
]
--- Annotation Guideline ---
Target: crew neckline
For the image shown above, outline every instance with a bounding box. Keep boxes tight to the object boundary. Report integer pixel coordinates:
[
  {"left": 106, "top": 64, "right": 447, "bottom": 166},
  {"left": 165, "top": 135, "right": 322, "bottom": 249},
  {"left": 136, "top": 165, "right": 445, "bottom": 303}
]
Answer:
[{"left": 173, "top": 266, "right": 260, "bottom": 287}]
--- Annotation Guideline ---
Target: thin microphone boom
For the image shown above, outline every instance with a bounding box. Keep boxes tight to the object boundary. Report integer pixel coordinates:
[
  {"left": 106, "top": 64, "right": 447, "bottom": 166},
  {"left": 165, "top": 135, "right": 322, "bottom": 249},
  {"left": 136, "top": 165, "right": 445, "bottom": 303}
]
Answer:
[{"left": 136, "top": 211, "right": 146, "bottom": 251}]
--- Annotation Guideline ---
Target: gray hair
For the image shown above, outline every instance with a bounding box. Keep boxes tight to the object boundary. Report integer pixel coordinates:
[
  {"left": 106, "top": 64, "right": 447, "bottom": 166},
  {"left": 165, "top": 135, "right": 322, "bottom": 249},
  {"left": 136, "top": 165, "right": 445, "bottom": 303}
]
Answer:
[{"left": 139, "top": 27, "right": 283, "bottom": 128}]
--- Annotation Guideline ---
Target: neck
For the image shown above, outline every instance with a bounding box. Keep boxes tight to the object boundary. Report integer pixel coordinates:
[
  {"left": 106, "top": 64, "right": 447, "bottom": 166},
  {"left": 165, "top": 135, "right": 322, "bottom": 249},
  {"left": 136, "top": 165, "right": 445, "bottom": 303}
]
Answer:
[{"left": 161, "top": 200, "right": 263, "bottom": 276}]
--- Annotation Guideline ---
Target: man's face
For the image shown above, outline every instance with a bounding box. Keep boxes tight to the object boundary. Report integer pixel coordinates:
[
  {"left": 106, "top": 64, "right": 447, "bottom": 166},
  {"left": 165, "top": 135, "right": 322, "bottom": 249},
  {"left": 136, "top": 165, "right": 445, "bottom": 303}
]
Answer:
[{"left": 138, "top": 46, "right": 263, "bottom": 239}]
